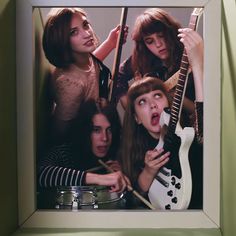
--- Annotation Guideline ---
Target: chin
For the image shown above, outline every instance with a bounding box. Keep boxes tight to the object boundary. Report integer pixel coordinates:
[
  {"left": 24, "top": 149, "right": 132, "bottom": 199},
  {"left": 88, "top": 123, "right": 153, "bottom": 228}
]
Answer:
[{"left": 95, "top": 153, "right": 106, "bottom": 158}]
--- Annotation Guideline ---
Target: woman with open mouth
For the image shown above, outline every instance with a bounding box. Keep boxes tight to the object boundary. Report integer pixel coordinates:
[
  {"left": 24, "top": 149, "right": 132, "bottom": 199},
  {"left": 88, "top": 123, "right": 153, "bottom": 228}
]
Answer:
[{"left": 37, "top": 99, "right": 129, "bottom": 209}]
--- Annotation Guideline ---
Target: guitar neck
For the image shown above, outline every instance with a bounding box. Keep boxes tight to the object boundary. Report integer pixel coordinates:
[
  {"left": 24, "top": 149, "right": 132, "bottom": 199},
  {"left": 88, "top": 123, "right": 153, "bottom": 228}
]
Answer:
[
  {"left": 168, "top": 8, "right": 203, "bottom": 132},
  {"left": 108, "top": 7, "right": 128, "bottom": 102}
]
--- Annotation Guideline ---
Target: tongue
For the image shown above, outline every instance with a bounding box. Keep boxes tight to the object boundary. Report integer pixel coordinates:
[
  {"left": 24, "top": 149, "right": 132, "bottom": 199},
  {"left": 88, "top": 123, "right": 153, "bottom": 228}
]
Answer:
[{"left": 151, "top": 116, "right": 159, "bottom": 126}]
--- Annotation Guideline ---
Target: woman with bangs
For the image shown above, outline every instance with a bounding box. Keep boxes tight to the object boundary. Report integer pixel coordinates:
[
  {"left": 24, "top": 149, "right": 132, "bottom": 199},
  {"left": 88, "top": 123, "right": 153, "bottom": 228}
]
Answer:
[
  {"left": 42, "top": 8, "right": 128, "bottom": 144},
  {"left": 120, "top": 74, "right": 203, "bottom": 209},
  {"left": 112, "top": 8, "right": 203, "bottom": 118}
]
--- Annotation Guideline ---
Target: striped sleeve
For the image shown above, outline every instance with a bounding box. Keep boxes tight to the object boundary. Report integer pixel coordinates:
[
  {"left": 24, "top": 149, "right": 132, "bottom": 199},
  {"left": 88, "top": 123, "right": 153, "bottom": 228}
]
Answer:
[{"left": 37, "top": 144, "right": 86, "bottom": 187}]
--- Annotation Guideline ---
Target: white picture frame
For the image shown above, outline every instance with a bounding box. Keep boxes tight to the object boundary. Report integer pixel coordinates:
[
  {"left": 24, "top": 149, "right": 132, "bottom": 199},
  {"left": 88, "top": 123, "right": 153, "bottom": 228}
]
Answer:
[{"left": 16, "top": 0, "right": 221, "bottom": 229}]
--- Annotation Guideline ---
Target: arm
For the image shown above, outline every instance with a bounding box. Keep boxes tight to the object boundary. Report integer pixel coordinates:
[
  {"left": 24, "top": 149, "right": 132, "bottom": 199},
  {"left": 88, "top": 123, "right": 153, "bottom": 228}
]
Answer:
[
  {"left": 51, "top": 75, "right": 84, "bottom": 142},
  {"left": 38, "top": 145, "right": 86, "bottom": 187},
  {"left": 178, "top": 28, "right": 204, "bottom": 143},
  {"left": 178, "top": 28, "right": 204, "bottom": 102},
  {"left": 85, "top": 171, "right": 128, "bottom": 193},
  {"left": 93, "top": 25, "right": 128, "bottom": 61}
]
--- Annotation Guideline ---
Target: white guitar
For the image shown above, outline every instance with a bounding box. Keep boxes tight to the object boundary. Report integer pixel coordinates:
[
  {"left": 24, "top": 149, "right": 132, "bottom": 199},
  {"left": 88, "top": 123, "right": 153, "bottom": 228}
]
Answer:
[{"left": 148, "top": 8, "right": 203, "bottom": 210}]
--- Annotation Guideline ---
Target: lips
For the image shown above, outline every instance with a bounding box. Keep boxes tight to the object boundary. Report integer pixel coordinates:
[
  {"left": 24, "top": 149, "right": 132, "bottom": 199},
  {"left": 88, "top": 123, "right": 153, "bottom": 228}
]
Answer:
[
  {"left": 159, "top": 49, "right": 167, "bottom": 54},
  {"left": 84, "top": 38, "right": 94, "bottom": 47},
  {"left": 151, "top": 113, "right": 160, "bottom": 126},
  {"left": 97, "top": 145, "right": 109, "bottom": 154}
]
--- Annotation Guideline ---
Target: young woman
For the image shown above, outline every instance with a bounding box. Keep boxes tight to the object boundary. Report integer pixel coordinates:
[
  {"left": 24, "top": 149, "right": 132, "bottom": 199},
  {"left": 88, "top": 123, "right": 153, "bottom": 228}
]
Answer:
[
  {"left": 112, "top": 8, "right": 203, "bottom": 115},
  {"left": 38, "top": 99, "right": 127, "bottom": 190},
  {"left": 120, "top": 75, "right": 203, "bottom": 209},
  {"left": 42, "top": 8, "right": 128, "bottom": 143},
  {"left": 37, "top": 99, "right": 130, "bottom": 210}
]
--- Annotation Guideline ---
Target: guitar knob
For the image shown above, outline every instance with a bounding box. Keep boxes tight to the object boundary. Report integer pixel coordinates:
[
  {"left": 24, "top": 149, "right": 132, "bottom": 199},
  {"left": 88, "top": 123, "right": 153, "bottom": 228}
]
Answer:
[
  {"left": 167, "top": 190, "right": 173, "bottom": 197},
  {"left": 171, "top": 197, "right": 178, "bottom": 204},
  {"left": 165, "top": 204, "right": 171, "bottom": 210},
  {"left": 171, "top": 177, "right": 176, "bottom": 185},
  {"left": 175, "top": 183, "right": 181, "bottom": 189}
]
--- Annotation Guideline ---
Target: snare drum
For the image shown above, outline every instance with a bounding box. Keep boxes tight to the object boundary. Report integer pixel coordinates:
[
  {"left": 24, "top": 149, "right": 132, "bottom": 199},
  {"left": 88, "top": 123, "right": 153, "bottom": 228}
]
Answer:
[{"left": 55, "top": 186, "right": 126, "bottom": 209}]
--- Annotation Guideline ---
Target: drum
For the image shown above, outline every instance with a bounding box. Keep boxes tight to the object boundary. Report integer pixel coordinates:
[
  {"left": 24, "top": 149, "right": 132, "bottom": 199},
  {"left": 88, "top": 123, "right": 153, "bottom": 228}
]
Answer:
[{"left": 55, "top": 186, "right": 126, "bottom": 210}]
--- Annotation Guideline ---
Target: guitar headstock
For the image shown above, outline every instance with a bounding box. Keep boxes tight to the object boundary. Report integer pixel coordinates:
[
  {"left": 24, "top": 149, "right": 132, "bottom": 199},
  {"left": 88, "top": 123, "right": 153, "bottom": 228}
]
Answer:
[{"left": 192, "top": 7, "right": 204, "bottom": 17}]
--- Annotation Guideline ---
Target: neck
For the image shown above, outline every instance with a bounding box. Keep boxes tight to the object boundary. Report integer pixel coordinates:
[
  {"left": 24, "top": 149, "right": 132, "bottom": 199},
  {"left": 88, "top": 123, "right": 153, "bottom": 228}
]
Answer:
[
  {"left": 148, "top": 131, "right": 160, "bottom": 140},
  {"left": 73, "top": 53, "right": 92, "bottom": 70}
]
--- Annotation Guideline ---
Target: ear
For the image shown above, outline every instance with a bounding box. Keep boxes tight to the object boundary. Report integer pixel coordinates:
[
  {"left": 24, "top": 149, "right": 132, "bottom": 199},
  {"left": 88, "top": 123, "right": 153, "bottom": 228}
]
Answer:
[{"left": 134, "top": 114, "right": 142, "bottom": 124}]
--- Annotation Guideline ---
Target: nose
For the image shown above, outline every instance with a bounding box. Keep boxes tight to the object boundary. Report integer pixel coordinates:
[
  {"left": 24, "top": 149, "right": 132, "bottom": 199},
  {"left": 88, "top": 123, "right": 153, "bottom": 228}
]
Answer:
[
  {"left": 81, "top": 28, "right": 91, "bottom": 38},
  {"left": 150, "top": 100, "right": 157, "bottom": 109},
  {"left": 154, "top": 38, "right": 162, "bottom": 48},
  {"left": 101, "top": 130, "right": 108, "bottom": 142}
]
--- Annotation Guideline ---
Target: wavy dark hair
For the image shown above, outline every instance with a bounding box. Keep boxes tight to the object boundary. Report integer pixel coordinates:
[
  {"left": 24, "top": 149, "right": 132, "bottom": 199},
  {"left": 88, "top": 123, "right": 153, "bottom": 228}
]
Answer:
[
  {"left": 120, "top": 76, "right": 171, "bottom": 185},
  {"left": 42, "top": 8, "right": 99, "bottom": 68},
  {"left": 131, "top": 8, "right": 183, "bottom": 76},
  {"left": 69, "top": 99, "right": 121, "bottom": 169}
]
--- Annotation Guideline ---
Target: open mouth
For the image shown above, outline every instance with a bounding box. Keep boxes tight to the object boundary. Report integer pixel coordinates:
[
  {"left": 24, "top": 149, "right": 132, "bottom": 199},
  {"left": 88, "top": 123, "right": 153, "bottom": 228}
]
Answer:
[
  {"left": 151, "top": 113, "right": 160, "bottom": 126},
  {"left": 97, "top": 146, "right": 108, "bottom": 153},
  {"left": 84, "top": 38, "right": 94, "bottom": 47}
]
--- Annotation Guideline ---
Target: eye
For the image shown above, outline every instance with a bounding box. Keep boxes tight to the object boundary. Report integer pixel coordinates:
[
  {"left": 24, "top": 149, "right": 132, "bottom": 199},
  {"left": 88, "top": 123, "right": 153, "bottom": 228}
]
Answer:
[
  {"left": 70, "top": 28, "right": 78, "bottom": 36},
  {"left": 106, "top": 127, "right": 112, "bottom": 135},
  {"left": 154, "top": 93, "right": 161, "bottom": 98},
  {"left": 83, "top": 20, "right": 90, "bottom": 29},
  {"left": 154, "top": 92, "right": 162, "bottom": 99},
  {"left": 144, "top": 38, "right": 153, "bottom": 45},
  {"left": 92, "top": 127, "right": 101, "bottom": 133},
  {"left": 138, "top": 98, "right": 146, "bottom": 105}
]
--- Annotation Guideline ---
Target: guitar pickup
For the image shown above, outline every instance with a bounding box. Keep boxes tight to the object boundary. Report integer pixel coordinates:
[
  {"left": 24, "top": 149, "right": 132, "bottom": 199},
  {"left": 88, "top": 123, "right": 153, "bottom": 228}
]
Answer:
[
  {"left": 155, "top": 175, "right": 169, "bottom": 188},
  {"left": 160, "top": 168, "right": 170, "bottom": 176}
]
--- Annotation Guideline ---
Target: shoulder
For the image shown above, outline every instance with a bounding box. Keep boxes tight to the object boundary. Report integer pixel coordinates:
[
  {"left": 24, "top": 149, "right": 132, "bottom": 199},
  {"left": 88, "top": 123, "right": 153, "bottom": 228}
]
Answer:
[
  {"left": 119, "top": 56, "right": 134, "bottom": 75},
  {"left": 46, "top": 143, "right": 72, "bottom": 157}
]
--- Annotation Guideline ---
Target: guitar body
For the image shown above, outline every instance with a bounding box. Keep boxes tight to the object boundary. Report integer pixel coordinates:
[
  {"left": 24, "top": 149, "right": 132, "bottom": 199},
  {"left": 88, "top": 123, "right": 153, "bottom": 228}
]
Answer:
[{"left": 148, "top": 110, "right": 195, "bottom": 210}]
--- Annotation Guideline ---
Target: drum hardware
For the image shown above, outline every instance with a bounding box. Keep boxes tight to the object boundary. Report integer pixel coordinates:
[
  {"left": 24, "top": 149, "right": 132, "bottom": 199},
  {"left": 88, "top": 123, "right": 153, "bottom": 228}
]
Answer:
[{"left": 54, "top": 186, "right": 125, "bottom": 210}]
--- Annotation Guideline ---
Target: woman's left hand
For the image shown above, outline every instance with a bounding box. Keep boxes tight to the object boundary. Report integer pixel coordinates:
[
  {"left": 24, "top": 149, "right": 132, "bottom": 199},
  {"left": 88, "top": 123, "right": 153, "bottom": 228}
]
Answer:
[
  {"left": 178, "top": 28, "right": 204, "bottom": 101},
  {"left": 107, "top": 25, "right": 129, "bottom": 49},
  {"left": 178, "top": 28, "right": 203, "bottom": 70}
]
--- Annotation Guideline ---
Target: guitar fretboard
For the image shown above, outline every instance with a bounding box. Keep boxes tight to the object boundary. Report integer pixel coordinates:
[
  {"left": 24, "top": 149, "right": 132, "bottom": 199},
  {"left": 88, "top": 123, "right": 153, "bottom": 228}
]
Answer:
[{"left": 168, "top": 8, "right": 203, "bottom": 132}]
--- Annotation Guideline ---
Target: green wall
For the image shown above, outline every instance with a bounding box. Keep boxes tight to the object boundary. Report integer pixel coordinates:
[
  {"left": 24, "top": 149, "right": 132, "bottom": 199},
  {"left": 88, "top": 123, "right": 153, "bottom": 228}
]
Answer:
[
  {"left": 0, "top": 0, "right": 18, "bottom": 235},
  {"left": 0, "top": 0, "right": 236, "bottom": 235}
]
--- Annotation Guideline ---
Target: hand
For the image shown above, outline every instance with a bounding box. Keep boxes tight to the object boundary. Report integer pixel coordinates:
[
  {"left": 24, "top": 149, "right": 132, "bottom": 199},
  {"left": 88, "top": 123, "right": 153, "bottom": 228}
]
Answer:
[
  {"left": 178, "top": 28, "right": 203, "bottom": 70},
  {"left": 105, "top": 160, "right": 121, "bottom": 172},
  {"left": 178, "top": 28, "right": 204, "bottom": 101},
  {"left": 98, "top": 171, "right": 130, "bottom": 193},
  {"left": 144, "top": 148, "right": 170, "bottom": 178},
  {"left": 106, "top": 25, "right": 129, "bottom": 49}
]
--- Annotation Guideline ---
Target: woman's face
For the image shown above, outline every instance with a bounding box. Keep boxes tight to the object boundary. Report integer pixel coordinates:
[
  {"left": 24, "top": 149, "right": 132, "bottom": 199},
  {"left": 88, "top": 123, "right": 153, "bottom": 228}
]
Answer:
[
  {"left": 69, "top": 13, "right": 96, "bottom": 54},
  {"left": 143, "top": 32, "right": 169, "bottom": 62},
  {"left": 91, "top": 114, "right": 112, "bottom": 158},
  {"left": 134, "top": 89, "right": 169, "bottom": 139}
]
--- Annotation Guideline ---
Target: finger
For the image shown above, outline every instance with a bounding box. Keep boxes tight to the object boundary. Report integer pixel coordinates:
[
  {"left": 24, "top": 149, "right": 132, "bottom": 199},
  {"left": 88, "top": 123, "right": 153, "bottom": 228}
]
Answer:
[{"left": 152, "top": 153, "right": 170, "bottom": 168}]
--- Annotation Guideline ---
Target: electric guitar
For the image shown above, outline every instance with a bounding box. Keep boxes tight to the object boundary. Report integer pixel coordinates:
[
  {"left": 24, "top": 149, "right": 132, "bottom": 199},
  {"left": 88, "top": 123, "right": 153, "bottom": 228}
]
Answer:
[{"left": 148, "top": 8, "right": 203, "bottom": 210}]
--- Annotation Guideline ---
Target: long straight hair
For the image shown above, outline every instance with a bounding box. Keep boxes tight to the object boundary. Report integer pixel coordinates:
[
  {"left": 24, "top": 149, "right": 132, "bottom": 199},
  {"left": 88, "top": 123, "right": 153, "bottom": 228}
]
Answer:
[
  {"left": 120, "top": 76, "right": 171, "bottom": 185},
  {"left": 70, "top": 99, "right": 121, "bottom": 169},
  {"left": 131, "top": 8, "right": 183, "bottom": 76}
]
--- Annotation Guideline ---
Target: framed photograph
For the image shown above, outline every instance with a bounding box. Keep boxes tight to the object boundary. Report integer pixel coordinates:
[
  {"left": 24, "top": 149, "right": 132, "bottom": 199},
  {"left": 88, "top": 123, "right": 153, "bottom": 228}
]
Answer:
[{"left": 16, "top": 0, "right": 221, "bottom": 229}]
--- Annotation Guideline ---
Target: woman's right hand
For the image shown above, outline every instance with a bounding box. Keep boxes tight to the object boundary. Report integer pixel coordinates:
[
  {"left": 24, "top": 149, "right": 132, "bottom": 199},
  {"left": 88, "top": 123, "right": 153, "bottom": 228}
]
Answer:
[
  {"left": 144, "top": 148, "right": 170, "bottom": 178},
  {"left": 137, "top": 148, "right": 170, "bottom": 192},
  {"left": 86, "top": 171, "right": 130, "bottom": 193}
]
